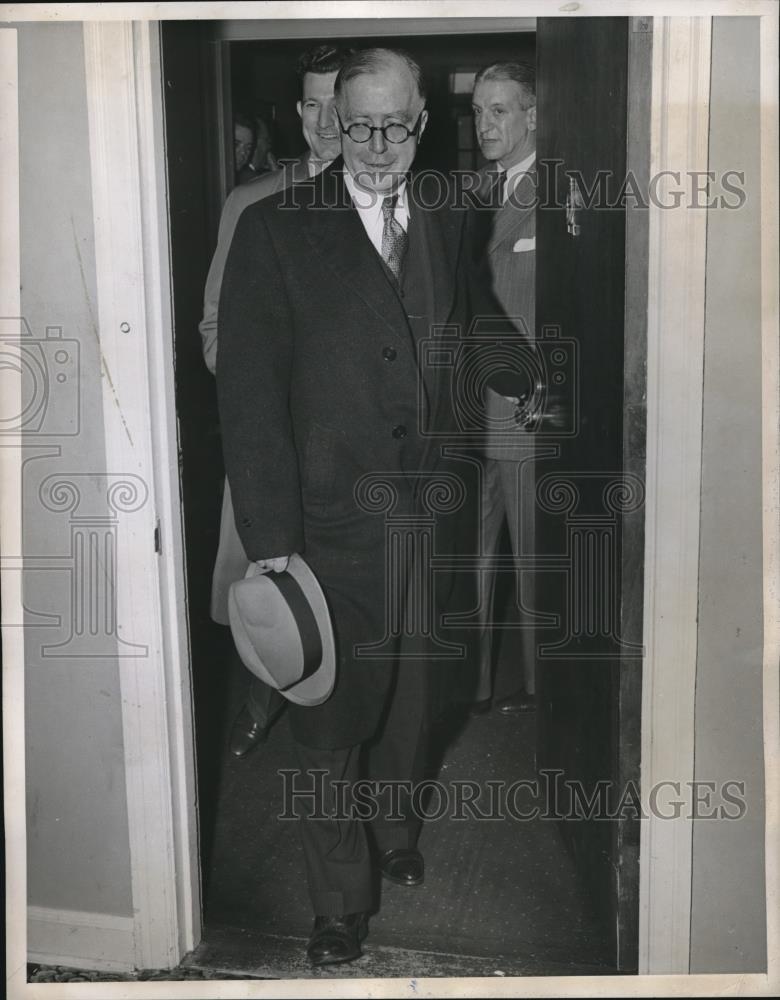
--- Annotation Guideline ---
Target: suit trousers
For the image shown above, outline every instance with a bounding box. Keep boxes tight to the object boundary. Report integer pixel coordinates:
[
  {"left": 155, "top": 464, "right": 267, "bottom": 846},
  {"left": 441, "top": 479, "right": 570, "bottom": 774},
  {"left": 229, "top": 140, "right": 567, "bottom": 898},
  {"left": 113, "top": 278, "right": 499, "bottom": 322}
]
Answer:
[
  {"left": 246, "top": 674, "right": 286, "bottom": 730},
  {"left": 292, "top": 657, "right": 429, "bottom": 916},
  {"left": 475, "top": 453, "right": 537, "bottom": 702}
]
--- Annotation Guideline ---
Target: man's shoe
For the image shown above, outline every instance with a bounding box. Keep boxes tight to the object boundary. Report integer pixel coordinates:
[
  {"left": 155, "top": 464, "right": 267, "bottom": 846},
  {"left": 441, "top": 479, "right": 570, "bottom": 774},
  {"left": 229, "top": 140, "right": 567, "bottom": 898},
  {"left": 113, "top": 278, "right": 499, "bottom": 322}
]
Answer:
[
  {"left": 496, "top": 688, "right": 536, "bottom": 714},
  {"left": 307, "top": 912, "right": 368, "bottom": 967},
  {"left": 468, "top": 697, "right": 491, "bottom": 717},
  {"left": 378, "top": 848, "right": 424, "bottom": 886},
  {"left": 228, "top": 704, "right": 269, "bottom": 757}
]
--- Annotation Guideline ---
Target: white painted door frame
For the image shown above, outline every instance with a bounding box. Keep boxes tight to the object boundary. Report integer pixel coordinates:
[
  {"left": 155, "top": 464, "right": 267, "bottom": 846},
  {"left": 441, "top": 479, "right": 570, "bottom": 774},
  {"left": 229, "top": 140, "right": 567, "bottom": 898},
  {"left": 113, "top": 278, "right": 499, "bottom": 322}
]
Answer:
[
  {"left": 81, "top": 19, "right": 200, "bottom": 970},
  {"left": 638, "top": 10, "right": 778, "bottom": 979},
  {"left": 637, "top": 14, "right": 712, "bottom": 974}
]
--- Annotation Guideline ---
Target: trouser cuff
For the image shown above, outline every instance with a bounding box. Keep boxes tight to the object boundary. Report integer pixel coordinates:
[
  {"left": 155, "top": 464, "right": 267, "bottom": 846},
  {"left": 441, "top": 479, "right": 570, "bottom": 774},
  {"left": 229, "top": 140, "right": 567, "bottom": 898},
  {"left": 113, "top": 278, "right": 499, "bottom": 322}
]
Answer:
[
  {"left": 308, "top": 888, "right": 374, "bottom": 917},
  {"left": 373, "top": 821, "right": 420, "bottom": 853}
]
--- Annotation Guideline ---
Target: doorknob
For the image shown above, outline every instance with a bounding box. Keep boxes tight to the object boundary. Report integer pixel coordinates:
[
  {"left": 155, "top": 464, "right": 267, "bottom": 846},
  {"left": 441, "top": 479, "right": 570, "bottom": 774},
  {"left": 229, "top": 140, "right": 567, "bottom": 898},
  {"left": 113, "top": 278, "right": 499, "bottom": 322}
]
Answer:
[{"left": 566, "top": 175, "right": 584, "bottom": 236}]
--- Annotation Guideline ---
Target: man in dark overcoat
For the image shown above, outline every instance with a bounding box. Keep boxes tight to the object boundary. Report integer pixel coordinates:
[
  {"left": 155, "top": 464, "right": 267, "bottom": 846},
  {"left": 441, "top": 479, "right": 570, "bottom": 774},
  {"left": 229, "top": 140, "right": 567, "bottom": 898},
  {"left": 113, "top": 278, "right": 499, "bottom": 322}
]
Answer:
[
  {"left": 200, "top": 44, "right": 350, "bottom": 758},
  {"left": 217, "top": 47, "right": 490, "bottom": 966}
]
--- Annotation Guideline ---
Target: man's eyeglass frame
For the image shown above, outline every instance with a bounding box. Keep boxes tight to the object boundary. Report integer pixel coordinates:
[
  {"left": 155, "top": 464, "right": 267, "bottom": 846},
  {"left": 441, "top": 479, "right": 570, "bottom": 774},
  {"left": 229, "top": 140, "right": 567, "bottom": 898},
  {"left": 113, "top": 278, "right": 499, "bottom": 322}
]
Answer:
[{"left": 336, "top": 110, "right": 425, "bottom": 144}]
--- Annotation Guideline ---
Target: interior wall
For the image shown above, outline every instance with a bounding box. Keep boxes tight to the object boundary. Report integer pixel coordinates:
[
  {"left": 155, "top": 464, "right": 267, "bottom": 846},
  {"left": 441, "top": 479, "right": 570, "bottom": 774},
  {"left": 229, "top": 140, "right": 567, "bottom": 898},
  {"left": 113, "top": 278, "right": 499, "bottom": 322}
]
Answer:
[
  {"left": 16, "top": 20, "right": 133, "bottom": 918},
  {"left": 690, "top": 14, "right": 766, "bottom": 973}
]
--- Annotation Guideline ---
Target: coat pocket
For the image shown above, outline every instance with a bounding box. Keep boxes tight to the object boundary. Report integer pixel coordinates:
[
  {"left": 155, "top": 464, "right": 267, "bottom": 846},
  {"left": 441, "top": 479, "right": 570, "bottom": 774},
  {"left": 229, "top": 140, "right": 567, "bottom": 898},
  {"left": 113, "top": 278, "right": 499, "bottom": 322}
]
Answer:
[
  {"left": 512, "top": 236, "right": 536, "bottom": 253},
  {"left": 301, "top": 422, "right": 336, "bottom": 507}
]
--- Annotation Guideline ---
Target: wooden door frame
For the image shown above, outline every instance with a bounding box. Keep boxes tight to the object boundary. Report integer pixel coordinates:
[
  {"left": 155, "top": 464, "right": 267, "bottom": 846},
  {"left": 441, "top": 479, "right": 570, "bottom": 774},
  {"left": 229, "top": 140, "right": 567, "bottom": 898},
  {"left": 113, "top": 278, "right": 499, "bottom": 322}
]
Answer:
[
  {"left": 637, "top": 14, "right": 712, "bottom": 974},
  {"left": 5, "top": 5, "right": 776, "bottom": 986},
  {"left": 80, "top": 20, "right": 202, "bottom": 969},
  {"left": 638, "top": 9, "right": 778, "bottom": 978}
]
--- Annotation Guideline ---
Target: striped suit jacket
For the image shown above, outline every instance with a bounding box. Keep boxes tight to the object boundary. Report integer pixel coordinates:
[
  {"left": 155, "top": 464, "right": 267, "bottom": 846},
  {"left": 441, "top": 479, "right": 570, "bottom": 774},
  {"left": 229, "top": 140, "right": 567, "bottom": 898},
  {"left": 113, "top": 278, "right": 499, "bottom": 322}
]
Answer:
[
  {"left": 478, "top": 161, "right": 535, "bottom": 334},
  {"left": 478, "top": 162, "right": 537, "bottom": 461}
]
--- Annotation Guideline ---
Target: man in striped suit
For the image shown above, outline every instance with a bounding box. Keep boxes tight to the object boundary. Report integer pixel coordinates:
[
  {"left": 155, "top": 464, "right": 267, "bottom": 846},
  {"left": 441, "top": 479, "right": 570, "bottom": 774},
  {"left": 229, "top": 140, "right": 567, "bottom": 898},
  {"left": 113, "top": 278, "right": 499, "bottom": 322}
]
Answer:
[{"left": 470, "top": 61, "right": 538, "bottom": 716}]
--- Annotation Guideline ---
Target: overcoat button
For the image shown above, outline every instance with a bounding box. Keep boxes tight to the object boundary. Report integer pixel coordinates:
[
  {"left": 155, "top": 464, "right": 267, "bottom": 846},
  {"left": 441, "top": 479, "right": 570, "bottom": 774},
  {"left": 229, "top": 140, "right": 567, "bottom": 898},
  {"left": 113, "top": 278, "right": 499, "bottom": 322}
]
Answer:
[
  {"left": 241, "top": 517, "right": 252, "bottom": 527},
  {"left": 392, "top": 424, "right": 407, "bottom": 439},
  {"left": 382, "top": 346, "right": 397, "bottom": 361}
]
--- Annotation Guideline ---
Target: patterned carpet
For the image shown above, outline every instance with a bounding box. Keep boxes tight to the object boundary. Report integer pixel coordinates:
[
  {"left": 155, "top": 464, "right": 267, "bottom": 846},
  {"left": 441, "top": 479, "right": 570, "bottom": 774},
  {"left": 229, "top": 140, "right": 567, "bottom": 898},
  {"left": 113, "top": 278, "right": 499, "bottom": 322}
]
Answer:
[{"left": 198, "top": 593, "right": 614, "bottom": 975}]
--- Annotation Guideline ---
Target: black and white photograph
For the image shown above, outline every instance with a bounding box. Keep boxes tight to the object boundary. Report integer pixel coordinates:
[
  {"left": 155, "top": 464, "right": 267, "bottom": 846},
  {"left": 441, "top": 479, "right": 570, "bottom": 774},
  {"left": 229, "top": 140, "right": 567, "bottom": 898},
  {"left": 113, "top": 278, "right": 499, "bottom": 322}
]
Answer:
[{"left": 1, "top": 1, "right": 778, "bottom": 997}]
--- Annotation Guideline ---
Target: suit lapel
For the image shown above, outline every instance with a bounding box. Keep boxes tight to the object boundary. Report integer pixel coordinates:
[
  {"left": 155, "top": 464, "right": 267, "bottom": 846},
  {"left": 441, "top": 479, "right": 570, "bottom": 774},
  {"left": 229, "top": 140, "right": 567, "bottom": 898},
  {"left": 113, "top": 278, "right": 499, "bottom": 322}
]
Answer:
[
  {"left": 271, "top": 153, "right": 312, "bottom": 193},
  {"left": 410, "top": 172, "right": 461, "bottom": 326},
  {"left": 301, "top": 161, "right": 412, "bottom": 346},
  {"left": 301, "top": 164, "right": 464, "bottom": 361},
  {"left": 292, "top": 153, "right": 311, "bottom": 184},
  {"left": 488, "top": 171, "right": 536, "bottom": 252},
  {"left": 406, "top": 177, "right": 464, "bottom": 466}
]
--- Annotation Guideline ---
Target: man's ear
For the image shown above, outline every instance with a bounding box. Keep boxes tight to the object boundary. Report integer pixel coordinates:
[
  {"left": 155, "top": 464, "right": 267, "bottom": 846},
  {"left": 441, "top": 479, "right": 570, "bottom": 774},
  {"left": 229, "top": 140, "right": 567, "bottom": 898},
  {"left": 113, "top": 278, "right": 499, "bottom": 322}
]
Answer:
[
  {"left": 418, "top": 107, "right": 429, "bottom": 141},
  {"left": 527, "top": 104, "right": 537, "bottom": 132},
  {"left": 296, "top": 101, "right": 302, "bottom": 121}
]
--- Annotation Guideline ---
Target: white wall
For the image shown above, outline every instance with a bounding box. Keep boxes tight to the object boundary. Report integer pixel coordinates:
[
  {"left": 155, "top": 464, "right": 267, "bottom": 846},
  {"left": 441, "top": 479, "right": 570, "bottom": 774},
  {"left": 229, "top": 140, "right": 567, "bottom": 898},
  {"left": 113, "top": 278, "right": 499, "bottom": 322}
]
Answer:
[
  {"left": 690, "top": 15, "right": 767, "bottom": 973},
  {"left": 18, "top": 21, "right": 133, "bottom": 920}
]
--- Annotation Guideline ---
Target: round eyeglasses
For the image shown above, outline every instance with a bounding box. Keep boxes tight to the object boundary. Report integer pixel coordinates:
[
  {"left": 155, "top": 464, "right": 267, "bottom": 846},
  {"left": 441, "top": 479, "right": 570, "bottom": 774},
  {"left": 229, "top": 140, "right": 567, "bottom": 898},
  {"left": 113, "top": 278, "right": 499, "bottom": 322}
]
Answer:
[{"left": 337, "top": 111, "right": 425, "bottom": 144}]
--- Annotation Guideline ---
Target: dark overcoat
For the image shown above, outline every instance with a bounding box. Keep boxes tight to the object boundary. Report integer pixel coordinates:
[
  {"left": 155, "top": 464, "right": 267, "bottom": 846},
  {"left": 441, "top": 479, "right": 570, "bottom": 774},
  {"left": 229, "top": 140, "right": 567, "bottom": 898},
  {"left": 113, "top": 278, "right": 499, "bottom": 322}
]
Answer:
[
  {"left": 203, "top": 155, "right": 313, "bottom": 625},
  {"left": 217, "top": 159, "right": 491, "bottom": 749}
]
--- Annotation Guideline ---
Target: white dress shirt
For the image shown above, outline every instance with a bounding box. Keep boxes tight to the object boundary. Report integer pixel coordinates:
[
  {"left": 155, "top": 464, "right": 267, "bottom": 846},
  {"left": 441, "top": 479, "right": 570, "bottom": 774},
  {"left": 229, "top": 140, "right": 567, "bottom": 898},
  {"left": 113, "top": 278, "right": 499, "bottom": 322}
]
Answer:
[
  {"left": 343, "top": 169, "right": 409, "bottom": 257},
  {"left": 497, "top": 150, "right": 536, "bottom": 205}
]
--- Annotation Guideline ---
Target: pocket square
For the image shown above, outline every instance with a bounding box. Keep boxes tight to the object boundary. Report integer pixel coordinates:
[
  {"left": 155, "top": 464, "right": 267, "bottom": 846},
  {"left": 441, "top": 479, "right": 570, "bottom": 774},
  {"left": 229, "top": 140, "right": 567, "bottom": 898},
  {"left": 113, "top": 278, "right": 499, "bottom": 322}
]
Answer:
[{"left": 512, "top": 237, "right": 536, "bottom": 253}]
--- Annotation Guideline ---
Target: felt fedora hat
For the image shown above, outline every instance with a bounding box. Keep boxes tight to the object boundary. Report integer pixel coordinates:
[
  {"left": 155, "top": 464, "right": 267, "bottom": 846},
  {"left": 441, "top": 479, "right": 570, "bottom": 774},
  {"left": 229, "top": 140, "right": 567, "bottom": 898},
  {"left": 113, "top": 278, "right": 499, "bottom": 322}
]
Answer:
[{"left": 227, "top": 555, "right": 336, "bottom": 707}]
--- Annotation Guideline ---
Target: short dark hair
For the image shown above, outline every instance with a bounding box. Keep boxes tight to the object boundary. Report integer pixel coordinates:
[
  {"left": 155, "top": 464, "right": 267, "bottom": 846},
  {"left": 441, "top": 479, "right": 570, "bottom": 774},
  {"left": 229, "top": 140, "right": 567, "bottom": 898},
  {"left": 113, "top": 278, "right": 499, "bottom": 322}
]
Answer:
[
  {"left": 334, "top": 47, "right": 426, "bottom": 107},
  {"left": 474, "top": 61, "right": 536, "bottom": 108},
  {"left": 296, "top": 44, "right": 353, "bottom": 83},
  {"left": 233, "top": 111, "right": 256, "bottom": 140}
]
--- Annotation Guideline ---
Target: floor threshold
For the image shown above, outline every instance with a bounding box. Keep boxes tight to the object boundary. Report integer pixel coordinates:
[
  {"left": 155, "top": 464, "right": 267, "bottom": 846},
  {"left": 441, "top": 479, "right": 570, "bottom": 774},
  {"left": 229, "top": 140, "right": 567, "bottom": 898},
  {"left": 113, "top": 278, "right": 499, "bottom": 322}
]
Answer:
[{"left": 185, "top": 925, "right": 617, "bottom": 982}]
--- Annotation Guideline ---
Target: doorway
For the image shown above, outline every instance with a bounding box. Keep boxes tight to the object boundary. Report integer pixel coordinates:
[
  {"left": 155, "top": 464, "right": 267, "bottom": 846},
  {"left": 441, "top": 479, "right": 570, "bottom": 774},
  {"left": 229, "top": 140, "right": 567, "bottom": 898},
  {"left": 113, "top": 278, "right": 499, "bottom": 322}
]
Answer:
[{"left": 160, "top": 16, "right": 642, "bottom": 978}]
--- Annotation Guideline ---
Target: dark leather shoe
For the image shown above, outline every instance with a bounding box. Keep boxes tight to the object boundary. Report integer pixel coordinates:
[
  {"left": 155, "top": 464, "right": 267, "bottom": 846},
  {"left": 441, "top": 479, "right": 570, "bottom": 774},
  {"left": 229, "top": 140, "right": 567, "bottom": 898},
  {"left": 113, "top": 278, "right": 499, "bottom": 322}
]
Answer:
[
  {"left": 468, "top": 697, "right": 491, "bottom": 717},
  {"left": 378, "top": 848, "right": 424, "bottom": 886},
  {"left": 228, "top": 704, "right": 269, "bottom": 757},
  {"left": 496, "top": 688, "right": 536, "bottom": 714},
  {"left": 307, "top": 912, "right": 368, "bottom": 966}
]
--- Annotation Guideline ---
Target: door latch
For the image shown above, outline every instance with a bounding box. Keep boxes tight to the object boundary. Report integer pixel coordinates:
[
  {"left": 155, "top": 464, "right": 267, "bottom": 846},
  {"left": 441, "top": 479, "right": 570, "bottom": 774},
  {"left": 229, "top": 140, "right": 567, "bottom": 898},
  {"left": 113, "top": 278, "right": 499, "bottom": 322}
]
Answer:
[{"left": 566, "top": 176, "right": 584, "bottom": 237}]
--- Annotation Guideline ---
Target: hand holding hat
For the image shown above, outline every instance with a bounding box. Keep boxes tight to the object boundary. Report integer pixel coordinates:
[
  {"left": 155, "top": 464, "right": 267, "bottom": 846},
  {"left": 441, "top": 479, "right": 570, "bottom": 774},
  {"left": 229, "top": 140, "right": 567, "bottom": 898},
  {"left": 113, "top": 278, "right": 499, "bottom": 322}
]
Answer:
[
  {"left": 255, "top": 555, "right": 290, "bottom": 573},
  {"left": 228, "top": 554, "right": 336, "bottom": 707}
]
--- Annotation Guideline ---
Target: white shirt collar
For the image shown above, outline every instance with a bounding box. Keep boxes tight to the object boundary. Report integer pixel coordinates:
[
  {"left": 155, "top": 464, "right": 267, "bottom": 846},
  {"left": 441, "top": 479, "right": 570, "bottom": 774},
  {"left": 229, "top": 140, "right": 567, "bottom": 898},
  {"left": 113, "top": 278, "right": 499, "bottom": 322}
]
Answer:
[
  {"left": 343, "top": 168, "right": 408, "bottom": 219},
  {"left": 343, "top": 168, "right": 409, "bottom": 256},
  {"left": 497, "top": 151, "right": 536, "bottom": 203},
  {"left": 499, "top": 150, "right": 536, "bottom": 181}
]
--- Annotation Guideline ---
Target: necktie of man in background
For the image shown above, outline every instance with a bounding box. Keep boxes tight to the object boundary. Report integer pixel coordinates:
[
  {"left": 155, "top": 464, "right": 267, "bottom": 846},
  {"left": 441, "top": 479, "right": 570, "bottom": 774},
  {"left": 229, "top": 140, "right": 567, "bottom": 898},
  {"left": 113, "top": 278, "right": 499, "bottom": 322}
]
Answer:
[
  {"left": 381, "top": 193, "right": 408, "bottom": 281},
  {"left": 493, "top": 168, "right": 507, "bottom": 207}
]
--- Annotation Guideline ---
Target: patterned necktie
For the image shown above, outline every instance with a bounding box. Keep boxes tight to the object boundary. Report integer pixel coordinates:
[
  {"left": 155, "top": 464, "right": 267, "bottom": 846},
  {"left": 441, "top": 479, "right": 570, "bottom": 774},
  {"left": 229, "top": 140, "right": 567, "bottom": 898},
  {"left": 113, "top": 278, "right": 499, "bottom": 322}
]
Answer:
[
  {"left": 381, "top": 194, "right": 408, "bottom": 282},
  {"left": 492, "top": 169, "right": 507, "bottom": 208}
]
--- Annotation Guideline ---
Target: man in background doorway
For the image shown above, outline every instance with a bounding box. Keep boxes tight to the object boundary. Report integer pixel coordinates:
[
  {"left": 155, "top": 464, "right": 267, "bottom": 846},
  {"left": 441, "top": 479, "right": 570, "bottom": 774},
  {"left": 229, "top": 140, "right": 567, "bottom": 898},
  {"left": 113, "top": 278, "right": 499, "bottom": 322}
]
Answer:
[
  {"left": 199, "top": 43, "right": 351, "bottom": 758},
  {"left": 238, "top": 114, "right": 279, "bottom": 183},
  {"left": 232, "top": 111, "right": 257, "bottom": 184},
  {"left": 470, "top": 60, "right": 538, "bottom": 716}
]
